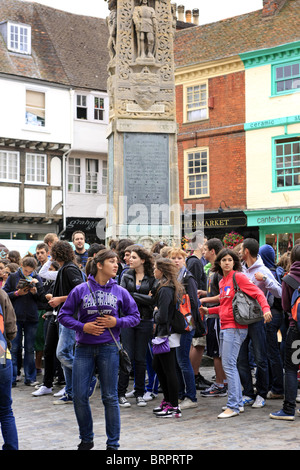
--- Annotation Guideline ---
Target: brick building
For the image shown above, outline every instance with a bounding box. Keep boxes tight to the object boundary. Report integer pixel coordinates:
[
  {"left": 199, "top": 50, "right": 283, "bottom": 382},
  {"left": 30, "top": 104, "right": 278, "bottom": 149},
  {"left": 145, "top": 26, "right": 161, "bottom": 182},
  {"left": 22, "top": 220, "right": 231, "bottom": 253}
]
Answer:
[{"left": 174, "top": 0, "right": 300, "bottom": 243}]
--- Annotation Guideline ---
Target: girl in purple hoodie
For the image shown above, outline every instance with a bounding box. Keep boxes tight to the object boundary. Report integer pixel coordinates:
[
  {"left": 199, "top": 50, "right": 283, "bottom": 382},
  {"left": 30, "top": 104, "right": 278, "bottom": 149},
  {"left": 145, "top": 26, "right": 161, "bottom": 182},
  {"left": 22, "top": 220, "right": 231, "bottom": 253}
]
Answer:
[
  {"left": 58, "top": 249, "right": 140, "bottom": 450},
  {"left": 270, "top": 244, "right": 300, "bottom": 421}
]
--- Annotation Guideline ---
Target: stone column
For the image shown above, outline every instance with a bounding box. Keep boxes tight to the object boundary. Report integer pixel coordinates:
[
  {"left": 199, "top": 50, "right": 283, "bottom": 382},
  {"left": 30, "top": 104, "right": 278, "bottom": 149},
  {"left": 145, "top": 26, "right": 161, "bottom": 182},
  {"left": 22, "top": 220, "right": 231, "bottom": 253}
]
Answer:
[{"left": 106, "top": 0, "right": 180, "bottom": 248}]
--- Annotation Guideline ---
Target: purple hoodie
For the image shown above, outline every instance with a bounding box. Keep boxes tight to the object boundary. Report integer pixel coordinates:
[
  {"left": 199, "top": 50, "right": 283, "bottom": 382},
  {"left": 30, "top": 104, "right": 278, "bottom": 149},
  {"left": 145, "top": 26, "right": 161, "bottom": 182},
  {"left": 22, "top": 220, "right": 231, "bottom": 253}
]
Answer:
[{"left": 58, "top": 275, "right": 140, "bottom": 345}]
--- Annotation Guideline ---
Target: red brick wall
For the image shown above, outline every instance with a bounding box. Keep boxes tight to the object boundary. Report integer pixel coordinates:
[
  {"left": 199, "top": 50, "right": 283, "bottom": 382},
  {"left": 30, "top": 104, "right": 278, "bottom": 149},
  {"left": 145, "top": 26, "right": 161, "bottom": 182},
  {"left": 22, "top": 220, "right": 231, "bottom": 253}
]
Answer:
[{"left": 176, "top": 71, "right": 246, "bottom": 212}]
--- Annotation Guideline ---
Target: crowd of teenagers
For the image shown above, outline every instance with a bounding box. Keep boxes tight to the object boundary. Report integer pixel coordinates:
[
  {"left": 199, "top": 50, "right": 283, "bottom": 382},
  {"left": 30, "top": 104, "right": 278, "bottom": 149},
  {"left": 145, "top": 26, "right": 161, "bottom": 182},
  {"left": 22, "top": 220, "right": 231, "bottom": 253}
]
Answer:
[{"left": 1, "top": 230, "right": 300, "bottom": 451}]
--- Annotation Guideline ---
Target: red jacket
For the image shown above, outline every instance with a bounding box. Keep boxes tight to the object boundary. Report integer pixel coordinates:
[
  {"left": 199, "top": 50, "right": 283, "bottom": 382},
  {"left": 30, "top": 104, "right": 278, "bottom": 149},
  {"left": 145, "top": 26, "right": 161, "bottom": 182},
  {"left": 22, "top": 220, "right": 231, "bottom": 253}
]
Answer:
[{"left": 208, "top": 270, "right": 270, "bottom": 330}]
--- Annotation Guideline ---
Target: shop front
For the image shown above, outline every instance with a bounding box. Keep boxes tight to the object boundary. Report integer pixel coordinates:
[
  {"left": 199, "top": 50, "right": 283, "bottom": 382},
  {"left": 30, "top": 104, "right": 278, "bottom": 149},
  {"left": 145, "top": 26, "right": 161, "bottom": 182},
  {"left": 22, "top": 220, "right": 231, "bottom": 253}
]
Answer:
[
  {"left": 245, "top": 208, "right": 300, "bottom": 260},
  {"left": 59, "top": 217, "right": 106, "bottom": 244}
]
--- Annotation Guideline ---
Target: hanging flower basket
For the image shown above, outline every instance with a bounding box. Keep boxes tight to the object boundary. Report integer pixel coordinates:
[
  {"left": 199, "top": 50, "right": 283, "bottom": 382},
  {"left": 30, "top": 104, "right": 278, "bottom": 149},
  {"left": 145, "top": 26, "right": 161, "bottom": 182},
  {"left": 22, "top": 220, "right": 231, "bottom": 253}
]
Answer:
[{"left": 223, "top": 231, "right": 244, "bottom": 249}]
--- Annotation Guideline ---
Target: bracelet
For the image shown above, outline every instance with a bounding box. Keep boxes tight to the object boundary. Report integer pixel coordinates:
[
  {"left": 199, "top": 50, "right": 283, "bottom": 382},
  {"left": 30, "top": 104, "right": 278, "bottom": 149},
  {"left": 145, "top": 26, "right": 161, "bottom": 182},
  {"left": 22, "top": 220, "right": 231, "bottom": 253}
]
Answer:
[{"left": 15, "top": 290, "right": 19, "bottom": 296}]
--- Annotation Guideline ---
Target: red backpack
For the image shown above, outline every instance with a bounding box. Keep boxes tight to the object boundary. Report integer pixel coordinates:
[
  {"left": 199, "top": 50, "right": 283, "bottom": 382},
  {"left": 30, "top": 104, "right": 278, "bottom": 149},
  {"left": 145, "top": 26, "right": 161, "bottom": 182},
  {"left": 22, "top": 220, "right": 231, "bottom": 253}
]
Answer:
[{"left": 282, "top": 275, "right": 300, "bottom": 330}]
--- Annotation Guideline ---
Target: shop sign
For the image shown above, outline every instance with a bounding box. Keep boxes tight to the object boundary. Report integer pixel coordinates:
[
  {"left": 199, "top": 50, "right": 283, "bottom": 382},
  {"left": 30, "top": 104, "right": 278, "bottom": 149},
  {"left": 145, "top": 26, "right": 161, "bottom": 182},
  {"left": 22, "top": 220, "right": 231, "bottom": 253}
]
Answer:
[
  {"left": 183, "top": 215, "right": 247, "bottom": 231},
  {"left": 246, "top": 209, "right": 300, "bottom": 227}
]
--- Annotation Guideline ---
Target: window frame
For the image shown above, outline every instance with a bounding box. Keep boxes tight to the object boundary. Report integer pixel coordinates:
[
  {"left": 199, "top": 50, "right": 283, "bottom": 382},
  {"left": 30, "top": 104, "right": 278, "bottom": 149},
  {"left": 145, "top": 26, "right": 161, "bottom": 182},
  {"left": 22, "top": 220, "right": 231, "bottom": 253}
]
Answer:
[
  {"left": 0, "top": 151, "right": 20, "bottom": 183},
  {"left": 7, "top": 21, "right": 31, "bottom": 55},
  {"left": 184, "top": 147, "right": 209, "bottom": 199},
  {"left": 183, "top": 81, "right": 208, "bottom": 124},
  {"left": 25, "top": 153, "right": 47, "bottom": 185},
  {"left": 25, "top": 88, "right": 47, "bottom": 129},
  {"left": 271, "top": 59, "right": 300, "bottom": 97},
  {"left": 67, "top": 157, "right": 107, "bottom": 195},
  {"left": 272, "top": 134, "right": 300, "bottom": 192},
  {"left": 75, "top": 92, "right": 107, "bottom": 123}
]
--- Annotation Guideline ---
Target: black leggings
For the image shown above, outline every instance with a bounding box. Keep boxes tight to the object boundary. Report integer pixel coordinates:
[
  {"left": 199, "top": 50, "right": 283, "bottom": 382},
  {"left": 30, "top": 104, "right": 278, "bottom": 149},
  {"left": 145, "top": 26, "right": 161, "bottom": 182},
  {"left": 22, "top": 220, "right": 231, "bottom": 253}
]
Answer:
[{"left": 152, "top": 348, "right": 178, "bottom": 407}]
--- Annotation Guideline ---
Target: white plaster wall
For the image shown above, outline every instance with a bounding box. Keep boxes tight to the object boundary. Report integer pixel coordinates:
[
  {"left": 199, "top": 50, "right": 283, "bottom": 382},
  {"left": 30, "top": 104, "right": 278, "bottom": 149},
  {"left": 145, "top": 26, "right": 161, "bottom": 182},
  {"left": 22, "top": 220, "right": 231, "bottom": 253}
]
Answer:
[
  {"left": 0, "top": 187, "right": 19, "bottom": 212},
  {"left": 24, "top": 188, "right": 46, "bottom": 213}
]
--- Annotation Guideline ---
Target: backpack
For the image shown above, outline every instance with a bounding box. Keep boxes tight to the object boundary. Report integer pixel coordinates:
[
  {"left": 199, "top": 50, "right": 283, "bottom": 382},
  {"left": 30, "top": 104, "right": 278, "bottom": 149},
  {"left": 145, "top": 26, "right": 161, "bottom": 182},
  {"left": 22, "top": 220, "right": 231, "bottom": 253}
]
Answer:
[
  {"left": 0, "top": 304, "right": 7, "bottom": 364},
  {"left": 282, "top": 275, "right": 300, "bottom": 330}
]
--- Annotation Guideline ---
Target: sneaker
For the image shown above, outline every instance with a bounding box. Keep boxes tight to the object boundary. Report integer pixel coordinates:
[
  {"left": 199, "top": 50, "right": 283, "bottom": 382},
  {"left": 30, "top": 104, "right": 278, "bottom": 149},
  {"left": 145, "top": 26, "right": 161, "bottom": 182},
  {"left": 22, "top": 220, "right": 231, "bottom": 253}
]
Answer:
[
  {"left": 136, "top": 396, "right": 147, "bottom": 407},
  {"left": 53, "top": 394, "right": 73, "bottom": 405},
  {"left": 222, "top": 405, "right": 244, "bottom": 413},
  {"left": 53, "top": 387, "right": 65, "bottom": 397},
  {"left": 143, "top": 391, "right": 158, "bottom": 401},
  {"left": 153, "top": 400, "right": 168, "bottom": 413},
  {"left": 179, "top": 398, "right": 197, "bottom": 409},
  {"left": 269, "top": 410, "right": 294, "bottom": 421},
  {"left": 125, "top": 389, "right": 135, "bottom": 398},
  {"left": 32, "top": 385, "right": 53, "bottom": 397},
  {"left": 155, "top": 404, "right": 181, "bottom": 418},
  {"left": 77, "top": 440, "right": 94, "bottom": 450},
  {"left": 89, "top": 377, "right": 98, "bottom": 398},
  {"left": 201, "top": 383, "right": 227, "bottom": 397},
  {"left": 252, "top": 395, "right": 265, "bottom": 408},
  {"left": 242, "top": 395, "right": 254, "bottom": 406},
  {"left": 195, "top": 374, "right": 213, "bottom": 390},
  {"left": 118, "top": 396, "right": 131, "bottom": 408},
  {"left": 25, "top": 381, "right": 39, "bottom": 387},
  {"left": 267, "top": 391, "right": 284, "bottom": 399}
]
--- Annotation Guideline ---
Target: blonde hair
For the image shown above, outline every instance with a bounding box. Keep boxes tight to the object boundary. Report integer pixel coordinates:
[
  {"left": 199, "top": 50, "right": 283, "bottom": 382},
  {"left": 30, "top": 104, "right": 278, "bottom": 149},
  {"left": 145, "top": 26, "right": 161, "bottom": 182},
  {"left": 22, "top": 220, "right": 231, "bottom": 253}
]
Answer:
[{"left": 168, "top": 248, "right": 187, "bottom": 259}]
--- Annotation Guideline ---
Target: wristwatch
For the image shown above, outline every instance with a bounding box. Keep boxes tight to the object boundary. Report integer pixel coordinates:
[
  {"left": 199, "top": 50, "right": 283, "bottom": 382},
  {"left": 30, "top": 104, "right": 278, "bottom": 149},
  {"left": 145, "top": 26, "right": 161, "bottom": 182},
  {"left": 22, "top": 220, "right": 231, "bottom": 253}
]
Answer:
[{"left": 262, "top": 275, "right": 267, "bottom": 281}]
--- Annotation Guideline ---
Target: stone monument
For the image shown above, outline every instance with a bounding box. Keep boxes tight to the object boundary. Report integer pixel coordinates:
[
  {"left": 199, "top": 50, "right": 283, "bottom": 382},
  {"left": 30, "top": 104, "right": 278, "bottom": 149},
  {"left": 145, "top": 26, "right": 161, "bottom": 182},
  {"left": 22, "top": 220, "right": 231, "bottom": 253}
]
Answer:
[{"left": 105, "top": 0, "right": 180, "bottom": 247}]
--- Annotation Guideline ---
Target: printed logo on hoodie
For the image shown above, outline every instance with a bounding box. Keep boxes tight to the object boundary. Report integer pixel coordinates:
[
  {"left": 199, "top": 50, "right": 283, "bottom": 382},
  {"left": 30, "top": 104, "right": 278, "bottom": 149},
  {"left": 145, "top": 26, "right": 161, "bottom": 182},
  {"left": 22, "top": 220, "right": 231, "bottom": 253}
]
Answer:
[{"left": 83, "top": 290, "right": 118, "bottom": 310}]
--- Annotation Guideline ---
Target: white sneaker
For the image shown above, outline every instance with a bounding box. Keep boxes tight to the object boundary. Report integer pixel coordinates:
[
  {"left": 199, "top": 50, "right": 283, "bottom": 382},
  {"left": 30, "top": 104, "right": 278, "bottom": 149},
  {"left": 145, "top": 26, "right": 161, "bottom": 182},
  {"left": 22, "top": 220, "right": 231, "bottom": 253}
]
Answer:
[
  {"left": 136, "top": 396, "right": 147, "bottom": 407},
  {"left": 222, "top": 405, "right": 244, "bottom": 413},
  {"left": 218, "top": 408, "right": 239, "bottom": 419},
  {"left": 143, "top": 391, "right": 158, "bottom": 402},
  {"left": 53, "top": 387, "right": 65, "bottom": 397},
  {"left": 179, "top": 398, "right": 197, "bottom": 409},
  {"left": 125, "top": 389, "right": 135, "bottom": 398},
  {"left": 32, "top": 385, "right": 53, "bottom": 396},
  {"left": 252, "top": 395, "right": 265, "bottom": 408}
]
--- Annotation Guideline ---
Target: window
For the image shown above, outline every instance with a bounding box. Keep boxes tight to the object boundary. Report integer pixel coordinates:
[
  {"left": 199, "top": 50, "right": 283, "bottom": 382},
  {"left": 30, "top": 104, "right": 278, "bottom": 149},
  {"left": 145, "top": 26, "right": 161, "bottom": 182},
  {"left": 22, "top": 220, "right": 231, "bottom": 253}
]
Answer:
[
  {"left": 68, "top": 158, "right": 81, "bottom": 192},
  {"left": 68, "top": 158, "right": 107, "bottom": 194},
  {"left": 26, "top": 90, "right": 45, "bottom": 127},
  {"left": 25, "top": 154, "right": 47, "bottom": 184},
  {"left": 274, "top": 138, "right": 300, "bottom": 190},
  {"left": 75, "top": 93, "right": 106, "bottom": 122},
  {"left": 7, "top": 22, "right": 31, "bottom": 54},
  {"left": 273, "top": 61, "right": 300, "bottom": 95},
  {"left": 185, "top": 149, "right": 209, "bottom": 198},
  {"left": 86, "top": 159, "right": 99, "bottom": 193},
  {"left": 0, "top": 151, "right": 19, "bottom": 182},
  {"left": 76, "top": 95, "right": 87, "bottom": 120},
  {"left": 94, "top": 97, "right": 104, "bottom": 121},
  {"left": 186, "top": 84, "right": 207, "bottom": 122}
]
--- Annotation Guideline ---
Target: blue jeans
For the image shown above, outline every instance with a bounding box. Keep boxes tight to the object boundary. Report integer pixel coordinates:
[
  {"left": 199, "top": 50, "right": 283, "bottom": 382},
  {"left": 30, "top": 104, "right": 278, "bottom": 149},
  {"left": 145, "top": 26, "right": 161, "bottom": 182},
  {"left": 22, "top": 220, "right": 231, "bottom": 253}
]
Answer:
[
  {"left": 237, "top": 320, "right": 269, "bottom": 399},
  {"left": 176, "top": 329, "right": 197, "bottom": 402},
  {"left": 72, "top": 342, "right": 120, "bottom": 449},
  {"left": 146, "top": 341, "right": 159, "bottom": 394},
  {"left": 11, "top": 321, "right": 38, "bottom": 384},
  {"left": 220, "top": 328, "right": 248, "bottom": 412},
  {"left": 0, "top": 359, "right": 18, "bottom": 450},
  {"left": 56, "top": 324, "right": 76, "bottom": 398},
  {"left": 266, "top": 309, "right": 284, "bottom": 395}
]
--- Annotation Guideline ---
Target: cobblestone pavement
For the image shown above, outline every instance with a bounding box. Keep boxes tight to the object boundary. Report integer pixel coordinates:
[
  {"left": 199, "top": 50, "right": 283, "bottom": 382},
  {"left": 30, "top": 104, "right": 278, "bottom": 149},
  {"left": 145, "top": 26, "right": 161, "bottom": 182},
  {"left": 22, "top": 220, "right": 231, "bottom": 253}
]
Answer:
[{"left": 9, "top": 366, "right": 300, "bottom": 452}]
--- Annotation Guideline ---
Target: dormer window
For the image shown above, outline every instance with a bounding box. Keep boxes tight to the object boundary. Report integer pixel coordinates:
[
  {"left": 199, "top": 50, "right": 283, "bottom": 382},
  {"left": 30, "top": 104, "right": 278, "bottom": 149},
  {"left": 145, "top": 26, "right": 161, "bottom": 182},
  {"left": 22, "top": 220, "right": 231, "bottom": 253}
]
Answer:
[{"left": 0, "top": 21, "right": 31, "bottom": 54}]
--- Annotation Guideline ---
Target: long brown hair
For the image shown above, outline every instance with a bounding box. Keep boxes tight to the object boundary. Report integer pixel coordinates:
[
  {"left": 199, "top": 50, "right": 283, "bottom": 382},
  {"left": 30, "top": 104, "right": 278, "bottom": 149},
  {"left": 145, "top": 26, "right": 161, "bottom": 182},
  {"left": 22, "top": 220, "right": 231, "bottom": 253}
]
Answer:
[
  {"left": 88, "top": 249, "right": 118, "bottom": 277},
  {"left": 155, "top": 257, "right": 183, "bottom": 303}
]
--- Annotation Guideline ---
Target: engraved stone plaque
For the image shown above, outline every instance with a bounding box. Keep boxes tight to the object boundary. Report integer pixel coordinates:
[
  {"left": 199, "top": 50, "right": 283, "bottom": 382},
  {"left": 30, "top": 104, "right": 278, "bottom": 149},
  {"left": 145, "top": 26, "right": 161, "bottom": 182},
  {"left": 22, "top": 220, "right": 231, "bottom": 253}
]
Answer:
[{"left": 124, "top": 133, "right": 169, "bottom": 225}]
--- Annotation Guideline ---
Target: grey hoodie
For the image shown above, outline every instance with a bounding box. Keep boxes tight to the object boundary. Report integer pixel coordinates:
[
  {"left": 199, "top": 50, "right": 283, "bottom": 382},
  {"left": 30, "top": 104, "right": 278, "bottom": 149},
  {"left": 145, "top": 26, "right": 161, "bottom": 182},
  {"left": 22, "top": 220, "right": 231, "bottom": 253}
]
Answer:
[{"left": 242, "top": 255, "right": 282, "bottom": 298}]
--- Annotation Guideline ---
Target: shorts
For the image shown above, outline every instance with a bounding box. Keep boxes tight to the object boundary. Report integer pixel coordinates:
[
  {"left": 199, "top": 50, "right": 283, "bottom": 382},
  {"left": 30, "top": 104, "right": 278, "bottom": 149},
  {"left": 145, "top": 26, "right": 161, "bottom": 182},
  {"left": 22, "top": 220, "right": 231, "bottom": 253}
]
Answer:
[
  {"left": 192, "top": 335, "right": 206, "bottom": 348},
  {"left": 206, "top": 317, "right": 221, "bottom": 358}
]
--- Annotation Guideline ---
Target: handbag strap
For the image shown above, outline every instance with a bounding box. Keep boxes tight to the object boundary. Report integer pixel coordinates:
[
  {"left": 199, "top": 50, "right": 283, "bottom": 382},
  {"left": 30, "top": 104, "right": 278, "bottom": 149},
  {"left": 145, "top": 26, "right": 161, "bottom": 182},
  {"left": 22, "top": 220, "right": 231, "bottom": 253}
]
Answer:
[
  {"left": 86, "top": 281, "right": 121, "bottom": 351},
  {"left": 232, "top": 272, "right": 240, "bottom": 292}
]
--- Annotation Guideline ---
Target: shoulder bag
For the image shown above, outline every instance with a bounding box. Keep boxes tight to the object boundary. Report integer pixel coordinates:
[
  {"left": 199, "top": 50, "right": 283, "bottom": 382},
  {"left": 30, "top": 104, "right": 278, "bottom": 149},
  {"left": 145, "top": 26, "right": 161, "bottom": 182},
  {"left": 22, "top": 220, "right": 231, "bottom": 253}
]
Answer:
[{"left": 232, "top": 273, "right": 264, "bottom": 325}]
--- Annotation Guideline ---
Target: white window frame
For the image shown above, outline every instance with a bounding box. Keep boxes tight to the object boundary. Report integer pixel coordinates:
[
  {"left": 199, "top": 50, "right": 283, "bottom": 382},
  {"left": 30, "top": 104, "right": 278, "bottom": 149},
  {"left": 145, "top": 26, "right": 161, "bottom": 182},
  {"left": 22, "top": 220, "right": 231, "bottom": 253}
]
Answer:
[
  {"left": 74, "top": 92, "right": 108, "bottom": 123},
  {"left": 68, "top": 157, "right": 81, "bottom": 192},
  {"left": 25, "top": 153, "right": 47, "bottom": 185},
  {"left": 68, "top": 157, "right": 107, "bottom": 195},
  {"left": 184, "top": 81, "right": 208, "bottom": 123},
  {"left": 184, "top": 147, "right": 209, "bottom": 199},
  {"left": 0, "top": 151, "right": 20, "bottom": 183},
  {"left": 25, "top": 88, "right": 47, "bottom": 129},
  {"left": 7, "top": 22, "right": 31, "bottom": 55}
]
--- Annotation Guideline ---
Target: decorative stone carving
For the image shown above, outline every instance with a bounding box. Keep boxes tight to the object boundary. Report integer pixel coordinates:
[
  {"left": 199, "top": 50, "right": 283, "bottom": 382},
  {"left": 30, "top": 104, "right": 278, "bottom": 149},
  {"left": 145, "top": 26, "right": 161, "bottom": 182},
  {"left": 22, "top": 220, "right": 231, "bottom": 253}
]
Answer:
[{"left": 132, "top": 0, "right": 157, "bottom": 62}]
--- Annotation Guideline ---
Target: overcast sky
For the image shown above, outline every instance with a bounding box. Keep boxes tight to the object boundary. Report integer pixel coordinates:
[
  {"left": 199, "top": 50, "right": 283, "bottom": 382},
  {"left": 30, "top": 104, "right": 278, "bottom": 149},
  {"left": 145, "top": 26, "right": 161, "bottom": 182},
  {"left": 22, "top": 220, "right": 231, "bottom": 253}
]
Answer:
[{"left": 23, "top": 0, "right": 263, "bottom": 24}]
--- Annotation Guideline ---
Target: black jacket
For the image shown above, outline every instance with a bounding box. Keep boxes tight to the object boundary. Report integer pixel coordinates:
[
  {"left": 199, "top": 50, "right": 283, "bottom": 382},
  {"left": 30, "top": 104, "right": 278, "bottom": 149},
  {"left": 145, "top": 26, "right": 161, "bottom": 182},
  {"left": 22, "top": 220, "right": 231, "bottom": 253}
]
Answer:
[
  {"left": 153, "top": 285, "right": 177, "bottom": 337},
  {"left": 186, "top": 255, "right": 207, "bottom": 290},
  {"left": 120, "top": 269, "right": 157, "bottom": 320},
  {"left": 52, "top": 262, "right": 85, "bottom": 313}
]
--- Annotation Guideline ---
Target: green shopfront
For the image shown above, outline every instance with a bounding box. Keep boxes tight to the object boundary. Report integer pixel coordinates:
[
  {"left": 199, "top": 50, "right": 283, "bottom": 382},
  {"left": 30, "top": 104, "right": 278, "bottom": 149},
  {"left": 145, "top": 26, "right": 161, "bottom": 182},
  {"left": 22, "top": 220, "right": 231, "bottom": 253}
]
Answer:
[{"left": 245, "top": 208, "right": 300, "bottom": 260}]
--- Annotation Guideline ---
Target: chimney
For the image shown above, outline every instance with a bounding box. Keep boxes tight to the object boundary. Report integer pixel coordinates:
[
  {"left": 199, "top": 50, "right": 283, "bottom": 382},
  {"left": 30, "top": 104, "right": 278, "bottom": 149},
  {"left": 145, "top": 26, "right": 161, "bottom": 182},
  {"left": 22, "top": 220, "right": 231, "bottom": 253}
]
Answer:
[
  {"left": 177, "top": 4, "right": 185, "bottom": 21},
  {"left": 192, "top": 8, "right": 199, "bottom": 25},
  {"left": 185, "top": 9, "right": 192, "bottom": 23},
  {"left": 262, "top": 0, "right": 287, "bottom": 17}
]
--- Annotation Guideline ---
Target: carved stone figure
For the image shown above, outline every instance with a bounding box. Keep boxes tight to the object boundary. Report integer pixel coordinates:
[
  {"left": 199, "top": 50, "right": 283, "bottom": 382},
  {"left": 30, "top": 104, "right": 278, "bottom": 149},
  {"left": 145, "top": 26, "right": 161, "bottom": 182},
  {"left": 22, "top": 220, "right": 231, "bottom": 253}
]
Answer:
[
  {"left": 107, "top": 8, "right": 117, "bottom": 60},
  {"left": 132, "top": 0, "right": 157, "bottom": 60}
]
